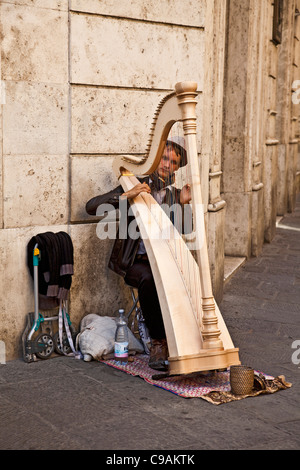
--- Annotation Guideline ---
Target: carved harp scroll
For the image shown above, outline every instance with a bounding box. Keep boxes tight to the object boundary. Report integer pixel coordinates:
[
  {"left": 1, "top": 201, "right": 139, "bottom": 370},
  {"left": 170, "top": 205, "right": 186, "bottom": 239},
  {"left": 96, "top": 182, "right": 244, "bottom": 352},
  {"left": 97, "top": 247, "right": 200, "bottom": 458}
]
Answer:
[{"left": 113, "top": 81, "right": 240, "bottom": 375}]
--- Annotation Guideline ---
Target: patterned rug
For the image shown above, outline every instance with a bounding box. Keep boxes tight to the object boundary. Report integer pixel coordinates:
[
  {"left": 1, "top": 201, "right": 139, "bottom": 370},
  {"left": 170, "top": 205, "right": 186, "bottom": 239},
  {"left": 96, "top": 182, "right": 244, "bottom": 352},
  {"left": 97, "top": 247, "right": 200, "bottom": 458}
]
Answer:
[{"left": 101, "top": 354, "right": 292, "bottom": 405}]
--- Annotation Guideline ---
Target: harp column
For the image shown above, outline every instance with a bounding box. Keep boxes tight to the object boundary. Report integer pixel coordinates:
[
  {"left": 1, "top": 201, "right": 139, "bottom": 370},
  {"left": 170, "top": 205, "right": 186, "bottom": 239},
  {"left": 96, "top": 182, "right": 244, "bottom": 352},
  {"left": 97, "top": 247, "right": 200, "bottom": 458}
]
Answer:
[{"left": 175, "top": 82, "right": 224, "bottom": 351}]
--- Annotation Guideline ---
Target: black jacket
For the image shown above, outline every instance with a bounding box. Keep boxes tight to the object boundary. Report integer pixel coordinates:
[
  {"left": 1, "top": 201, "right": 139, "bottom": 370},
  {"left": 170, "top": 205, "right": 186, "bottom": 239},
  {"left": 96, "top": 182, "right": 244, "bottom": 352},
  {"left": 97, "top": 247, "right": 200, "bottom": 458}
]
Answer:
[
  {"left": 86, "top": 178, "right": 191, "bottom": 277},
  {"left": 27, "top": 231, "right": 74, "bottom": 299}
]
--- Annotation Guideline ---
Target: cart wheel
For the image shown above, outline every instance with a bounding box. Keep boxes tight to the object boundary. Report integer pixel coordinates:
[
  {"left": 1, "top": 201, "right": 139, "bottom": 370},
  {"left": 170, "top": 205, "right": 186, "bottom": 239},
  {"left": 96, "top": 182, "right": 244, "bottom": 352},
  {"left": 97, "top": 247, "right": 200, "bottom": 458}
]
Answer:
[
  {"left": 36, "top": 333, "right": 54, "bottom": 359},
  {"left": 53, "top": 331, "right": 72, "bottom": 355}
]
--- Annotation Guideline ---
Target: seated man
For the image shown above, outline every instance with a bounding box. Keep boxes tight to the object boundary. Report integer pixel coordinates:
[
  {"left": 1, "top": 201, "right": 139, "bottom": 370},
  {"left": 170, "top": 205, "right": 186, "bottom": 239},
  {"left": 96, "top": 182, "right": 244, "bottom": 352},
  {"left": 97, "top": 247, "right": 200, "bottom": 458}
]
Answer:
[{"left": 86, "top": 136, "right": 192, "bottom": 371}]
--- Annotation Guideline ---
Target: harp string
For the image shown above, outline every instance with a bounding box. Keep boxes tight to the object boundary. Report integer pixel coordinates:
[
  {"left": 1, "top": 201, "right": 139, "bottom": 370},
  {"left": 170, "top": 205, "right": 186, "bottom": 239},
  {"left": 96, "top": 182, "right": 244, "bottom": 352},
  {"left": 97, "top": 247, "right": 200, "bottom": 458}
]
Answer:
[
  {"left": 171, "top": 123, "right": 199, "bottom": 324},
  {"left": 145, "top": 122, "right": 203, "bottom": 328}
]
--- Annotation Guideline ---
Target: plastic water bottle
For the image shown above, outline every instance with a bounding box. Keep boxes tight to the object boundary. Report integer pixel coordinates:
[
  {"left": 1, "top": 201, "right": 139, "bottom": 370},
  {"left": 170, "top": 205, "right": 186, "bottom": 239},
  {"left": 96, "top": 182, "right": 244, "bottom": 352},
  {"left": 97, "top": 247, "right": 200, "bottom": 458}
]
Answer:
[{"left": 114, "top": 309, "right": 129, "bottom": 364}]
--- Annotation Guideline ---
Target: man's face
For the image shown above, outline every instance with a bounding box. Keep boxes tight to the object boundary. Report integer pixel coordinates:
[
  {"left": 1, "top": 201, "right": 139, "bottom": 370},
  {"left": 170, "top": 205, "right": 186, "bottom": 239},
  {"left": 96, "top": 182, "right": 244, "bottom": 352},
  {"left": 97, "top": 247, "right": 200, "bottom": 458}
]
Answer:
[{"left": 156, "top": 147, "right": 181, "bottom": 179}]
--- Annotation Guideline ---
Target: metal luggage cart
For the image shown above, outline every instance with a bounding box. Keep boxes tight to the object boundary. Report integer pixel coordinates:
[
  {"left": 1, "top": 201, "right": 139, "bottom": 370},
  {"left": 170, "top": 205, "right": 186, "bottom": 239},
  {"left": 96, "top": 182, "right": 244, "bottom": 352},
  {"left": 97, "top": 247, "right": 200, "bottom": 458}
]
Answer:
[{"left": 22, "top": 244, "right": 76, "bottom": 363}]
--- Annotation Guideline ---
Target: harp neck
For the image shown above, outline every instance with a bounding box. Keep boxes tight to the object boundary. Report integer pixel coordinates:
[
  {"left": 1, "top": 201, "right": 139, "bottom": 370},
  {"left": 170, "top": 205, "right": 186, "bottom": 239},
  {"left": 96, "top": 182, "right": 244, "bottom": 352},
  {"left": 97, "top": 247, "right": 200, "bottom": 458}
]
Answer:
[{"left": 113, "top": 81, "right": 198, "bottom": 177}]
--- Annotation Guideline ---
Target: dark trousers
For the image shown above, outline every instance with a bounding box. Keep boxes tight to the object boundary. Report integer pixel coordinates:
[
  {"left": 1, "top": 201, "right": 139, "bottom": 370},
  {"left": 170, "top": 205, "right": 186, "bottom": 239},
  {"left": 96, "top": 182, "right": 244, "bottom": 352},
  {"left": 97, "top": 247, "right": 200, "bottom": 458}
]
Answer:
[{"left": 124, "top": 259, "right": 166, "bottom": 340}]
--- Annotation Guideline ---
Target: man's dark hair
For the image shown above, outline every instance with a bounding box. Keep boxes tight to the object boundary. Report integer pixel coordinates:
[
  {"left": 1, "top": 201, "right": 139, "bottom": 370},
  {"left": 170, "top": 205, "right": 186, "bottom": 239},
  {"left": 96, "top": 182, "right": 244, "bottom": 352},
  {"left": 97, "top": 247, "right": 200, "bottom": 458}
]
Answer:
[{"left": 165, "top": 140, "right": 187, "bottom": 167}]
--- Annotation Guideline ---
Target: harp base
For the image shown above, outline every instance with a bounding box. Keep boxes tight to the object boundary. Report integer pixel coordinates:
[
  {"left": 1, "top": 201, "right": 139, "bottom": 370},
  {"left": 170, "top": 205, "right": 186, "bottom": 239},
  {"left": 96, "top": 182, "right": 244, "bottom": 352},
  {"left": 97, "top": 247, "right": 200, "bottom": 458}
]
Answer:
[{"left": 168, "top": 348, "right": 240, "bottom": 376}]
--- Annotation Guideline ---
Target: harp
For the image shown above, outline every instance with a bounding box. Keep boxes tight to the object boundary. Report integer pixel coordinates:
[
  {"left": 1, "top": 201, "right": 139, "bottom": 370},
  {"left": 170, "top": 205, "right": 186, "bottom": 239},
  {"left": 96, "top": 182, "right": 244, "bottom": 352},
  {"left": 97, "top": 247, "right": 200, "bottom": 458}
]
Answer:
[{"left": 113, "top": 81, "right": 240, "bottom": 375}]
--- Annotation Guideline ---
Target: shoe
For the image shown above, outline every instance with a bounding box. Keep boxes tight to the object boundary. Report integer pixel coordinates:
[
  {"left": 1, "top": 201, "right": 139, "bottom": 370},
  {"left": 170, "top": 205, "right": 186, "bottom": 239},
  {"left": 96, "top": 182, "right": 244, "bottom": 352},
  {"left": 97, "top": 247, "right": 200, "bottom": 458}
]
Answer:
[{"left": 148, "top": 339, "right": 168, "bottom": 371}]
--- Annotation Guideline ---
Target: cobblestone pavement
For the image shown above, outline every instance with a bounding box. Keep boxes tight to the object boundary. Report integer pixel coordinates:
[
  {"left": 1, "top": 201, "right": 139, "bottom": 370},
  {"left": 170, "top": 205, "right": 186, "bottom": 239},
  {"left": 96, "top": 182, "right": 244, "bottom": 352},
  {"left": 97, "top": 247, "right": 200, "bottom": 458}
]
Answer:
[{"left": 0, "top": 196, "right": 299, "bottom": 451}]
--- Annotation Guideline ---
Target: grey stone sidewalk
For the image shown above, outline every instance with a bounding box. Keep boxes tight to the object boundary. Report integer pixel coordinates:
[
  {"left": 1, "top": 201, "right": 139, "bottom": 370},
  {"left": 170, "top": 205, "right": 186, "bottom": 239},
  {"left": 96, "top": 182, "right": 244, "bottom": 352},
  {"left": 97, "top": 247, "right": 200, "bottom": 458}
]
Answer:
[{"left": 0, "top": 196, "right": 299, "bottom": 451}]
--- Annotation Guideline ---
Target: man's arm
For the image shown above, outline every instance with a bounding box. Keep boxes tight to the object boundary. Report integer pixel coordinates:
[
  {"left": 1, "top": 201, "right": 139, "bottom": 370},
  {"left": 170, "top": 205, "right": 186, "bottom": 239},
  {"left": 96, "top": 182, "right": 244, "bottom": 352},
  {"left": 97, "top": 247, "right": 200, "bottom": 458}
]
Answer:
[
  {"left": 85, "top": 180, "right": 151, "bottom": 216},
  {"left": 85, "top": 185, "right": 124, "bottom": 215}
]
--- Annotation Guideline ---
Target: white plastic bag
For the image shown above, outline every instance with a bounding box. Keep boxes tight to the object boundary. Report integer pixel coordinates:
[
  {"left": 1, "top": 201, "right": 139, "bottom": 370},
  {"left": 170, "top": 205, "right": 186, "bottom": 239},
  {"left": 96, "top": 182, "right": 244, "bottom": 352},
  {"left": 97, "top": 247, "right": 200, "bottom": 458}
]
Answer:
[{"left": 77, "top": 314, "right": 144, "bottom": 361}]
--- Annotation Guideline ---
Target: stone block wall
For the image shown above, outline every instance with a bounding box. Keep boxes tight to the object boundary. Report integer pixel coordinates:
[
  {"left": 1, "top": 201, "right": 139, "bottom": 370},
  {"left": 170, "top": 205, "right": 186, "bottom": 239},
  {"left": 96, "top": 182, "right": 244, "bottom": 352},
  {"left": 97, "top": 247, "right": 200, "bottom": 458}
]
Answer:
[
  {"left": 1, "top": 1, "right": 71, "bottom": 361},
  {"left": 222, "top": 0, "right": 300, "bottom": 258},
  {"left": 0, "top": 0, "right": 212, "bottom": 360},
  {"left": 1, "top": 0, "right": 298, "bottom": 361}
]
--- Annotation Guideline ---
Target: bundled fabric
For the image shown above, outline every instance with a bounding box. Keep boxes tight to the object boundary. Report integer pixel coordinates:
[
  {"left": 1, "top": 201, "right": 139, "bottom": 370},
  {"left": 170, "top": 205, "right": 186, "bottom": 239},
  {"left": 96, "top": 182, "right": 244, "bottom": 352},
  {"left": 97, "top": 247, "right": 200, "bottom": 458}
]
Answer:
[
  {"left": 27, "top": 231, "right": 74, "bottom": 300},
  {"left": 77, "top": 314, "right": 144, "bottom": 361}
]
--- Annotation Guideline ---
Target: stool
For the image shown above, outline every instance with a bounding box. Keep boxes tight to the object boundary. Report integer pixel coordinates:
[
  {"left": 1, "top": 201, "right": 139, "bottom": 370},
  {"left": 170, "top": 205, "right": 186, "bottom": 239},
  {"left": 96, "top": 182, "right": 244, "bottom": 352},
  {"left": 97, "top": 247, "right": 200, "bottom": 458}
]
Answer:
[
  {"left": 126, "top": 286, "right": 140, "bottom": 326},
  {"left": 125, "top": 285, "right": 151, "bottom": 354}
]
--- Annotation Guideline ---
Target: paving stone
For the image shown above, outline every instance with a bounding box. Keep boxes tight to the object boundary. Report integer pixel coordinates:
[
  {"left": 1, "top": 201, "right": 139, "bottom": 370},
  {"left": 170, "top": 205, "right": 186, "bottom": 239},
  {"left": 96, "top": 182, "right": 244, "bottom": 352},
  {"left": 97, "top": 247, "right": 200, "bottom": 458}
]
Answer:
[{"left": 0, "top": 196, "right": 299, "bottom": 451}]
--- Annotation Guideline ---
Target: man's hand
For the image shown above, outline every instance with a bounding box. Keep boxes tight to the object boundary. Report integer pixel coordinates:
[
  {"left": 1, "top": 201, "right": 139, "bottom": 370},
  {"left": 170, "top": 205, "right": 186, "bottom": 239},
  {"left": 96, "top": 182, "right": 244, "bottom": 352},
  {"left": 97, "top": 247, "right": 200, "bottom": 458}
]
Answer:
[
  {"left": 180, "top": 184, "right": 191, "bottom": 204},
  {"left": 122, "top": 182, "right": 151, "bottom": 200}
]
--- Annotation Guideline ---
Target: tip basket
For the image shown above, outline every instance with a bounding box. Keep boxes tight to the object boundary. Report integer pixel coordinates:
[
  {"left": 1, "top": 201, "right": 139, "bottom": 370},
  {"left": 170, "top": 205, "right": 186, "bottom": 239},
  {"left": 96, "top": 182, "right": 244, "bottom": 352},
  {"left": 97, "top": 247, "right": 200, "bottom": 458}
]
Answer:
[{"left": 230, "top": 365, "right": 254, "bottom": 395}]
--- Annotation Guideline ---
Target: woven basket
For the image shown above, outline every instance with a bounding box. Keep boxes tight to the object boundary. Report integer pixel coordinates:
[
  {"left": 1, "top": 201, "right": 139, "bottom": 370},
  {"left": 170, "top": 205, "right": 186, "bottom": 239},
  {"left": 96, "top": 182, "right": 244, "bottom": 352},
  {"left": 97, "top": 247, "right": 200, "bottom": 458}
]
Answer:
[{"left": 230, "top": 365, "right": 254, "bottom": 395}]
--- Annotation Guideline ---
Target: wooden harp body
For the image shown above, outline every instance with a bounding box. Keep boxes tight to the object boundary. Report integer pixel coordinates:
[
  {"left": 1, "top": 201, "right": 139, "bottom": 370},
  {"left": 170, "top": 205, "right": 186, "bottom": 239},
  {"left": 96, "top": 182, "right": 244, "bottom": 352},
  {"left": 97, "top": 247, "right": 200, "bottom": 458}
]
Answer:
[{"left": 113, "top": 82, "right": 240, "bottom": 375}]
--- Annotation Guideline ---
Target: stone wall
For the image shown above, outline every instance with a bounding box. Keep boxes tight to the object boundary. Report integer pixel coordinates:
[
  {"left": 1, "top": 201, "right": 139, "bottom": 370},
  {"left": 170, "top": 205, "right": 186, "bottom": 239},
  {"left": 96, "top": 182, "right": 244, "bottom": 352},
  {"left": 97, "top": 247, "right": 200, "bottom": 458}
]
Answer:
[
  {"left": 222, "top": 0, "right": 300, "bottom": 258},
  {"left": 1, "top": 0, "right": 299, "bottom": 361},
  {"left": 1, "top": 1, "right": 71, "bottom": 361},
  {"left": 0, "top": 0, "right": 215, "bottom": 360}
]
